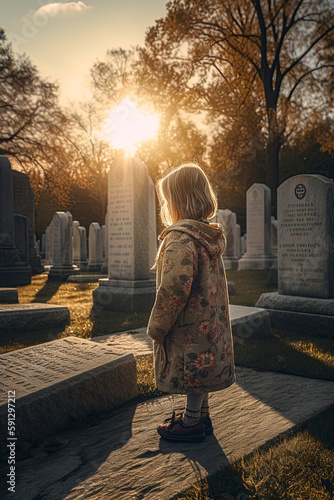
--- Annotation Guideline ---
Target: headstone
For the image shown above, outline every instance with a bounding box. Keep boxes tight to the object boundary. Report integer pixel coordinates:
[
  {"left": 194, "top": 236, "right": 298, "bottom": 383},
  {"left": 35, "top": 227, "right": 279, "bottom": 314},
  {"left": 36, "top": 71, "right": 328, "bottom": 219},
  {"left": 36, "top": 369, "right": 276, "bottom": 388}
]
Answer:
[
  {"left": 241, "top": 235, "right": 246, "bottom": 255},
  {"left": 235, "top": 223, "right": 241, "bottom": 259},
  {"left": 48, "top": 212, "right": 79, "bottom": 281},
  {"left": 278, "top": 175, "right": 334, "bottom": 298},
  {"left": 148, "top": 177, "right": 158, "bottom": 271},
  {"left": 211, "top": 209, "right": 239, "bottom": 269},
  {"left": 256, "top": 174, "right": 334, "bottom": 335},
  {"left": 93, "top": 157, "right": 156, "bottom": 311},
  {"left": 14, "top": 215, "right": 29, "bottom": 265},
  {"left": 44, "top": 224, "right": 53, "bottom": 266},
  {"left": 88, "top": 222, "right": 103, "bottom": 272},
  {"left": 73, "top": 221, "right": 88, "bottom": 271},
  {"left": 271, "top": 216, "right": 278, "bottom": 256},
  {"left": 0, "top": 156, "right": 31, "bottom": 286},
  {"left": 238, "top": 183, "right": 274, "bottom": 270},
  {"left": 101, "top": 217, "right": 108, "bottom": 274},
  {"left": 41, "top": 233, "right": 45, "bottom": 259},
  {"left": 12, "top": 170, "right": 43, "bottom": 274}
]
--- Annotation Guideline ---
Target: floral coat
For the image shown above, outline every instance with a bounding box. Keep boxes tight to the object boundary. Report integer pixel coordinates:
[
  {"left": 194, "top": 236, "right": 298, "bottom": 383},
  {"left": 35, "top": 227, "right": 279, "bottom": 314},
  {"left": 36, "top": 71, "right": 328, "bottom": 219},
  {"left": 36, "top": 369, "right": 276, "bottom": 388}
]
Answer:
[{"left": 147, "top": 219, "right": 236, "bottom": 394}]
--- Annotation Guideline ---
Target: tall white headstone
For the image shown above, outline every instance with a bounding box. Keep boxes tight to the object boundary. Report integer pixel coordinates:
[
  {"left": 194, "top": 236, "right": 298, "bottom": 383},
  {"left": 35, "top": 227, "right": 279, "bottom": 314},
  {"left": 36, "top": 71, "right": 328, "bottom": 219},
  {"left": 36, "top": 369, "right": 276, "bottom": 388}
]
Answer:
[
  {"left": 88, "top": 222, "right": 103, "bottom": 272},
  {"left": 211, "top": 209, "right": 240, "bottom": 269},
  {"left": 93, "top": 157, "right": 156, "bottom": 311},
  {"left": 238, "top": 183, "right": 274, "bottom": 270},
  {"left": 101, "top": 216, "right": 108, "bottom": 274},
  {"left": 48, "top": 212, "right": 79, "bottom": 281},
  {"left": 73, "top": 220, "right": 88, "bottom": 271}
]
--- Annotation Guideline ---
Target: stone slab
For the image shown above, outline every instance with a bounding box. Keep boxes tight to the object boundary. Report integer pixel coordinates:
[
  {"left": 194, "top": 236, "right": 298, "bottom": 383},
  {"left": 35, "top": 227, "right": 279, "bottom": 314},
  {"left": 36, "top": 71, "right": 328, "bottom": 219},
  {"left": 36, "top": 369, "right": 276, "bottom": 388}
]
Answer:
[
  {"left": 2, "top": 367, "right": 334, "bottom": 500},
  {"left": 256, "top": 292, "right": 334, "bottom": 337},
  {"left": 93, "top": 283, "right": 156, "bottom": 312},
  {"left": 256, "top": 292, "right": 334, "bottom": 315},
  {"left": 0, "top": 288, "right": 18, "bottom": 304},
  {"left": 0, "top": 337, "right": 137, "bottom": 455},
  {"left": 229, "top": 304, "right": 271, "bottom": 341},
  {"left": 67, "top": 275, "right": 108, "bottom": 283},
  {"left": 90, "top": 305, "right": 271, "bottom": 353},
  {"left": 0, "top": 303, "right": 70, "bottom": 333}
]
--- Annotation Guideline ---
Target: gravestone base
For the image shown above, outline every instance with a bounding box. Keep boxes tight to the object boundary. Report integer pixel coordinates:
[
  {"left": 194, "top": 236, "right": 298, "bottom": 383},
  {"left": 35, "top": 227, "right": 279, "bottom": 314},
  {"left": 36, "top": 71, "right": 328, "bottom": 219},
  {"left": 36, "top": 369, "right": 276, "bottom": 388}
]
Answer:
[
  {"left": 223, "top": 257, "right": 239, "bottom": 270},
  {"left": 0, "top": 264, "right": 31, "bottom": 287},
  {"left": 93, "top": 278, "right": 156, "bottom": 312},
  {"left": 238, "top": 254, "right": 275, "bottom": 270},
  {"left": 0, "top": 288, "right": 18, "bottom": 303},
  {"left": 48, "top": 264, "right": 80, "bottom": 281},
  {"left": 256, "top": 292, "right": 334, "bottom": 337},
  {"left": 68, "top": 274, "right": 108, "bottom": 283}
]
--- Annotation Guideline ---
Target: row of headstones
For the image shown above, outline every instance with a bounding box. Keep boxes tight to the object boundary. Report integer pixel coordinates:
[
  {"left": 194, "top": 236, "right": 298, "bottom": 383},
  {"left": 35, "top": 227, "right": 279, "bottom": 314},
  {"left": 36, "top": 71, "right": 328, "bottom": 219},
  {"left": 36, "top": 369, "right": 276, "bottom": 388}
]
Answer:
[
  {"left": 39, "top": 184, "right": 278, "bottom": 279},
  {"left": 37, "top": 212, "right": 109, "bottom": 280},
  {"left": 210, "top": 199, "right": 278, "bottom": 270}
]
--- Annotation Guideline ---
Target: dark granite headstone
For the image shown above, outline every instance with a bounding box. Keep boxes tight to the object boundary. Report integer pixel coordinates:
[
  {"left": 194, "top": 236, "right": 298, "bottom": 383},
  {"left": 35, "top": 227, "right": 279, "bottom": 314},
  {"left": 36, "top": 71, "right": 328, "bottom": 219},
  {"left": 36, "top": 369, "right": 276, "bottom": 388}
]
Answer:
[
  {"left": 12, "top": 170, "right": 43, "bottom": 274},
  {"left": 0, "top": 156, "right": 31, "bottom": 286}
]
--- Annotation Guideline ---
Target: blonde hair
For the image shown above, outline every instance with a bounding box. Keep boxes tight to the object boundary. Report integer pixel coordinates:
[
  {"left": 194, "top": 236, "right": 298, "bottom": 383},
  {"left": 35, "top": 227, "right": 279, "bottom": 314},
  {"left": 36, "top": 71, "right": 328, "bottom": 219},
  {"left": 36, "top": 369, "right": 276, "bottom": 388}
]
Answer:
[{"left": 157, "top": 162, "right": 218, "bottom": 226}]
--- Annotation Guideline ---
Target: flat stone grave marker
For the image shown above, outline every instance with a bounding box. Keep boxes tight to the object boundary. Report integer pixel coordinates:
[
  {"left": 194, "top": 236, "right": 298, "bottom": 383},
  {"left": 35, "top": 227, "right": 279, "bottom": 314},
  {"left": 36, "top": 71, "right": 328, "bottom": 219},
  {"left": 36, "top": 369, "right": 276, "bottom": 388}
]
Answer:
[
  {"left": 0, "top": 303, "right": 70, "bottom": 333},
  {"left": 0, "top": 337, "right": 137, "bottom": 454}
]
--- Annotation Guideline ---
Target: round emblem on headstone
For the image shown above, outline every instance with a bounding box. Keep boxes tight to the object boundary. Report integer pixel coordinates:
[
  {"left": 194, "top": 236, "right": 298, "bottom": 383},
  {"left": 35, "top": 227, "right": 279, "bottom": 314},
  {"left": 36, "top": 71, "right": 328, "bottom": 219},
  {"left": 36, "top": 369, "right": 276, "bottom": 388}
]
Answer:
[
  {"left": 252, "top": 190, "right": 258, "bottom": 199},
  {"left": 295, "top": 183, "right": 306, "bottom": 199},
  {"left": 116, "top": 166, "right": 123, "bottom": 183}
]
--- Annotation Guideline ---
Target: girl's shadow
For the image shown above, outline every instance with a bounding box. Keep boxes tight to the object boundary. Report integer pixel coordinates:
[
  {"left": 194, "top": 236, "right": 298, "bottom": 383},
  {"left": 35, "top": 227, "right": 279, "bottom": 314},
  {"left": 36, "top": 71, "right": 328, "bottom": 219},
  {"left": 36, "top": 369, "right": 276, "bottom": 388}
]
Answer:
[{"left": 159, "top": 433, "right": 229, "bottom": 474}]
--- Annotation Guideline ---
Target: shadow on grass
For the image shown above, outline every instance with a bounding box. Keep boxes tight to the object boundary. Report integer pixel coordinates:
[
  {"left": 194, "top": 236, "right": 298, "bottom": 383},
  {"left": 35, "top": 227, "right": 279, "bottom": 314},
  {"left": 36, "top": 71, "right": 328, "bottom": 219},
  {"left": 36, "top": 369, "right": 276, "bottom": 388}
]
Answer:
[
  {"left": 234, "top": 329, "right": 334, "bottom": 381},
  {"left": 0, "top": 325, "right": 68, "bottom": 354},
  {"left": 31, "top": 280, "right": 62, "bottom": 304},
  {"left": 89, "top": 306, "right": 150, "bottom": 338}
]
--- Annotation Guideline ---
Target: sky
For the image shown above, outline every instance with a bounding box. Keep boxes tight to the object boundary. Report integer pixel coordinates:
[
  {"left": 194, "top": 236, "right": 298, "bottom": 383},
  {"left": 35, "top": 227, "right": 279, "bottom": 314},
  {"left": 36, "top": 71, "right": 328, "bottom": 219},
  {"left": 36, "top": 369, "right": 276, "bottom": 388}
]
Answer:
[{"left": 2, "top": 0, "right": 168, "bottom": 103}]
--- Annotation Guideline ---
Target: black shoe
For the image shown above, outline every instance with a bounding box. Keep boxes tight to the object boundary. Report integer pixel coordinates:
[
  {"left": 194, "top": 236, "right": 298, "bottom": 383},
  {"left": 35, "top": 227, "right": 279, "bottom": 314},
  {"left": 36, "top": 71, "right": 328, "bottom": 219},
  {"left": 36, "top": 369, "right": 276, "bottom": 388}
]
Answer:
[
  {"left": 157, "top": 411, "right": 205, "bottom": 443},
  {"left": 201, "top": 415, "right": 213, "bottom": 435}
]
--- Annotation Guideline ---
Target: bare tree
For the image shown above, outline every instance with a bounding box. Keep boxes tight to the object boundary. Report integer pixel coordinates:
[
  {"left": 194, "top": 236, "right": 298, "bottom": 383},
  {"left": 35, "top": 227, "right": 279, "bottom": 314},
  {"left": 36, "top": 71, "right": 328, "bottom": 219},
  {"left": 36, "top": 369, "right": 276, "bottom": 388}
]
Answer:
[{"left": 142, "top": 0, "right": 334, "bottom": 212}]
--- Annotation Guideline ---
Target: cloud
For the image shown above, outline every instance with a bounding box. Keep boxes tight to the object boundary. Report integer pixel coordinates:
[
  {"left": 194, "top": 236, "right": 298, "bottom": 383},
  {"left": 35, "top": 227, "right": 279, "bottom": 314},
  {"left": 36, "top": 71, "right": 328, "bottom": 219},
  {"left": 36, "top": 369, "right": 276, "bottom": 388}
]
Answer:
[{"left": 35, "top": 2, "right": 93, "bottom": 17}]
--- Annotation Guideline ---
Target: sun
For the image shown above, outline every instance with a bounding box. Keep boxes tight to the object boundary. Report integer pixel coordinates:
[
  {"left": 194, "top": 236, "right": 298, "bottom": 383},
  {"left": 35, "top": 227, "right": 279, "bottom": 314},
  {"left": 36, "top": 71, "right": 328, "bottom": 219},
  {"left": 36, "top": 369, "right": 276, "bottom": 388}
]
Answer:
[{"left": 99, "top": 98, "right": 159, "bottom": 157}]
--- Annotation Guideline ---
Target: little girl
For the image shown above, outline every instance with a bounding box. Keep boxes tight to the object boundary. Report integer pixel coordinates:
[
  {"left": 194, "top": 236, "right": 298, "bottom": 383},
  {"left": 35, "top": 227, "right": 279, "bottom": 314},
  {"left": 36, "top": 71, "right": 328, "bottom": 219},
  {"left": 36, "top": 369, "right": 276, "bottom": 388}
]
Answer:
[{"left": 147, "top": 162, "right": 236, "bottom": 442}]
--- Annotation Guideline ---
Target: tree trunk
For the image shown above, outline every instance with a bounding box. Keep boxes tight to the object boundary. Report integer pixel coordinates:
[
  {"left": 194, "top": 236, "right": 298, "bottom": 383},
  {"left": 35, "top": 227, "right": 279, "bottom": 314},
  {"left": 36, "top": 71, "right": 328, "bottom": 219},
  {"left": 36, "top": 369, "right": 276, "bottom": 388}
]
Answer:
[{"left": 266, "top": 109, "right": 281, "bottom": 218}]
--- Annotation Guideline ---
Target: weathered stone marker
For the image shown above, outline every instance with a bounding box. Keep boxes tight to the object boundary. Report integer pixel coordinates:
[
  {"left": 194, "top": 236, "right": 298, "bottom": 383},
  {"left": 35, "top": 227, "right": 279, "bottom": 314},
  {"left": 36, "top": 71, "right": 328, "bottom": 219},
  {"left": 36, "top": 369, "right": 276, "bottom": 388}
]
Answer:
[
  {"left": 93, "top": 157, "right": 156, "bottom": 311},
  {"left": 238, "top": 183, "right": 274, "bottom": 270},
  {"left": 12, "top": 169, "right": 43, "bottom": 274},
  {"left": 256, "top": 174, "right": 334, "bottom": 335},
  {"left": 0, "top": 337, "right": 137, "bottom": 455},
  {"left": 48, "top": 212, "right": 79, "bottom": 281},
  {"left": 0, "top": 156, "right": 31, "bottom": 286},
  {"left": 278, "top": 174, "right": 334, "bottom": 298},
  {"left": 211, "top": 209, "right": 240, "bottom": 269}
]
